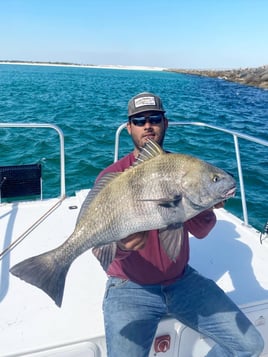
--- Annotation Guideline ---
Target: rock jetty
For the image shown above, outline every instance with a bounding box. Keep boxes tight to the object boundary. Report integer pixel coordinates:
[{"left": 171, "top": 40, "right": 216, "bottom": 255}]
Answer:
[{"left": 168, "top": 65, "right": 268, "bottom": 89}]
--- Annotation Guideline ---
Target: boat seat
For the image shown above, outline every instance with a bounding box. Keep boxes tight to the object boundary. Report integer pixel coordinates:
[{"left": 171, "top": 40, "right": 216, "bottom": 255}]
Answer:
[{"left": 0, "top": 163, "right": 42, "bottom": 202}]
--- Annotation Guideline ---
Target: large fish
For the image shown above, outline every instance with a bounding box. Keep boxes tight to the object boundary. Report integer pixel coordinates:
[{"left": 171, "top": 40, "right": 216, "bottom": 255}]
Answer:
[{"left": 10, "top": 140, "right": 236, "bottom": 307}]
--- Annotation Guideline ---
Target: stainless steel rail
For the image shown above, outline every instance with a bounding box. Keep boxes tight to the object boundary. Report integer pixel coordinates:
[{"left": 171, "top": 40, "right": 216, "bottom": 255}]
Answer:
[
  {"left": 0, "top": 123, "right": 66, "bottom": 198},
  {"left": 114, "top": 121, "right": 268, "bottom": 227}
]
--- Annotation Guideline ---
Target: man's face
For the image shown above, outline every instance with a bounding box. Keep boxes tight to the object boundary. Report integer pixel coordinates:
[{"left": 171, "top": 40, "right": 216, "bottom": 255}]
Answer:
[{"left": 127, "top": 111, "right": 168, "bottom": 155}]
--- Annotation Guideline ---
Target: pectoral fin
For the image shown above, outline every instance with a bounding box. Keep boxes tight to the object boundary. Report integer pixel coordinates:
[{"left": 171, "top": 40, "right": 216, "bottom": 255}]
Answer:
[
  {"left": 92, "top": 242, "right": 117, "bottom": 271},
  {"left": 159, "top": 223, "right": 184, "bottom": 261},
  {"left": 139, "top": 194, "right": 182, "bottom": 208}
]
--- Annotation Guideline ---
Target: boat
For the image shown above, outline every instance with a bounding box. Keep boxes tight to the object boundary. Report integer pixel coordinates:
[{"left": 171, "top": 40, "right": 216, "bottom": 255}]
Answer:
[{"left": 1, "top": 121, "right": 268, "bottom": 357}]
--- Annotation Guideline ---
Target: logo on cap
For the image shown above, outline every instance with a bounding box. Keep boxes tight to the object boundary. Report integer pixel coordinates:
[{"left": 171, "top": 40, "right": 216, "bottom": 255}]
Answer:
[{"left": 134, "top": 96, "right": 156, "bottom": 108}]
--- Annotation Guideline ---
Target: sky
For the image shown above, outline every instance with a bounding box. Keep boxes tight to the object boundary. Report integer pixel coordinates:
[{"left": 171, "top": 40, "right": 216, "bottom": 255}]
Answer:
[{"left": 0, "top": 0, "right": 267, "bottom": 69}]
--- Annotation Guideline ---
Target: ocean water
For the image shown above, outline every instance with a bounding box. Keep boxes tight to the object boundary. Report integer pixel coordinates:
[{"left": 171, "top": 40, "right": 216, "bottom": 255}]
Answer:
[{"left": 0, "top": 64, "right": 267, "bottom": 231}]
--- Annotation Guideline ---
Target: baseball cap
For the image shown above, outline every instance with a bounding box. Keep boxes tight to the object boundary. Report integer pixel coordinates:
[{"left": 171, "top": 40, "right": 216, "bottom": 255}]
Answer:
[{"left": 128, "top": 92, "right": 165, "bottom": 118}]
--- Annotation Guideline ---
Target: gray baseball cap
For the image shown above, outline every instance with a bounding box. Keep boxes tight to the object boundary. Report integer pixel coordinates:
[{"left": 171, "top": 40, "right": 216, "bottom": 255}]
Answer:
[{"left": 128, "top": 92, "right": 165, "bottom": 118}]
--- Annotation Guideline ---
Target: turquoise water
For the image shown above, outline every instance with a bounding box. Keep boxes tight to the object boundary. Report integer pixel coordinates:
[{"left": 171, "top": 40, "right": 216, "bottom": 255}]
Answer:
[{"left": 0, "top": 64, "right": 267, "bottom": 231}]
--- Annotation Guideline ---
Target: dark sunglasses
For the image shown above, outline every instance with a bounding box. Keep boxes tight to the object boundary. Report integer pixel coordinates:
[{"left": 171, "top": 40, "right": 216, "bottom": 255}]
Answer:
[{"left": 130, "top": 114, "right": 163, "bottom": 127}]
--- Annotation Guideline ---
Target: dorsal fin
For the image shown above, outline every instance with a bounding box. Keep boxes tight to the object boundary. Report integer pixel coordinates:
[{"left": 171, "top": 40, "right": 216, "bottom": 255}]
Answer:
[
  {"left": 133, "top": 139, "right": 165, "bottom": 166},
  {"left": 76, "top": 172, "right": 120, "bottom": 223}
]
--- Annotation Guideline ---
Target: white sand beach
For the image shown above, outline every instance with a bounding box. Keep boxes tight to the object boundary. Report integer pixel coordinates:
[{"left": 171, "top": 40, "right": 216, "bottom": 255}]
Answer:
[{"left": 0, "top": 61, "right": 166, "bottom": 71}]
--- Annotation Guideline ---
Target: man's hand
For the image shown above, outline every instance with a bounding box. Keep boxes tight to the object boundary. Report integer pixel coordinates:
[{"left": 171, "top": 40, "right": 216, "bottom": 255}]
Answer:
[{"left": 117, "top": 231, "right": 149, "bottom": 251}]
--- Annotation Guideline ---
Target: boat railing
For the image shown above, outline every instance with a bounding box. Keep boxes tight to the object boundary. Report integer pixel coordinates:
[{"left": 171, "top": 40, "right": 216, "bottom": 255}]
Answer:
[
  {"left": 0, "top": 123, "right": 66, "bottom": 199},
  {"left": 114, "top": 121, "right": 268, "bottom": 227}
]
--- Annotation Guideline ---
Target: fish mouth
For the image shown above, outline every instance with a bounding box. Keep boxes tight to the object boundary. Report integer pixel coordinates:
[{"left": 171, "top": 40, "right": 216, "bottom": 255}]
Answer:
[{"left": 223, "top": 186, "right": 236, "bottom": 198}]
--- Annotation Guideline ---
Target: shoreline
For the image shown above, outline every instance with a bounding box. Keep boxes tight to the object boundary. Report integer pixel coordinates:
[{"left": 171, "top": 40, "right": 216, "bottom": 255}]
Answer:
[
  {"left": 0, "top": 60, "right": 166, "bottom": 72},
  {"left": 1, "top": 60, "right": 267, "bottom": 89}
]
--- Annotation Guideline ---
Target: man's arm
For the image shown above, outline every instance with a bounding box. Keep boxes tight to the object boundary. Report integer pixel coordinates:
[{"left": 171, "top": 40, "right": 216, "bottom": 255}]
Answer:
[{"left": 185, "top": 201, "right": 225, "bottom": 239}]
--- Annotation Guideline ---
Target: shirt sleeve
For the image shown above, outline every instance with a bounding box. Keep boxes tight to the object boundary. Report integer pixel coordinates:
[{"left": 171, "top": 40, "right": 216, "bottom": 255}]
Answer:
[{"left": 185, "top": 209, "right": 216, "bottom": 239}]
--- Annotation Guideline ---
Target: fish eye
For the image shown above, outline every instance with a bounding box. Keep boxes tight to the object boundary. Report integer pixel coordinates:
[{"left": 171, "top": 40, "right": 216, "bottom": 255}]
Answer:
[{"left": 213, "top": 175, "right": 219, "bottom": 182}]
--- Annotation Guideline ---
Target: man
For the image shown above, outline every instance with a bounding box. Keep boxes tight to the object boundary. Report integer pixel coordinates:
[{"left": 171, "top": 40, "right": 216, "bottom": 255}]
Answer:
[{"left": 93, "top": 92, "right": 264, "bottom": 356}]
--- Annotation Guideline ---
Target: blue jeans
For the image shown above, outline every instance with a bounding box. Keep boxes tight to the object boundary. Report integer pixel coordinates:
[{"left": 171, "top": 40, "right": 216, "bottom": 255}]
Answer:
[{"left": 103, "top": 265, "right": 264, "bottom": 357}]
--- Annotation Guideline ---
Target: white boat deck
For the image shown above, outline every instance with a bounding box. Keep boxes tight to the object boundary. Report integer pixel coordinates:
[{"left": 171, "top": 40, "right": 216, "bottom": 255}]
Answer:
[
  {"left": 191, "top": 208, "right": 268, "bottom": 307},
  {"left": 1, "top": 190, "right": 268, "bottom": 356},
  {"left": 0, "top": 191, "right": 106, "bottom": 356}
]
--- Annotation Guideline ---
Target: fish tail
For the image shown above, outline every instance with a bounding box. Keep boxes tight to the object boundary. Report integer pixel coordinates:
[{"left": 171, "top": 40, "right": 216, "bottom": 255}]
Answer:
[{"left": 10, "top": 249, "right": 70, "bottom": 307}]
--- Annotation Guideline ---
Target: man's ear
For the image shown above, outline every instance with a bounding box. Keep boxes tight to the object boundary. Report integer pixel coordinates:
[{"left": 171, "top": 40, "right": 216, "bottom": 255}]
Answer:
[{"left": 127, "top": 121, "right": 132, "bottom": 135}]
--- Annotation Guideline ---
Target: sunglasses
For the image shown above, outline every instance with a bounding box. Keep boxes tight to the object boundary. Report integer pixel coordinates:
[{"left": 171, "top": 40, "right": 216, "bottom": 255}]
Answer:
[{"left": 130, "top": 114, "right": 163, "bottom": 127}]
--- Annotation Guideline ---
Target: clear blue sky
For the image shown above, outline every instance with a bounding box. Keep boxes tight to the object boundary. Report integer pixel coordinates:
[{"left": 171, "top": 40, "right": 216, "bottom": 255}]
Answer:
[{"left": 0, "top": 0, "right": 267, "bottom": 69}]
